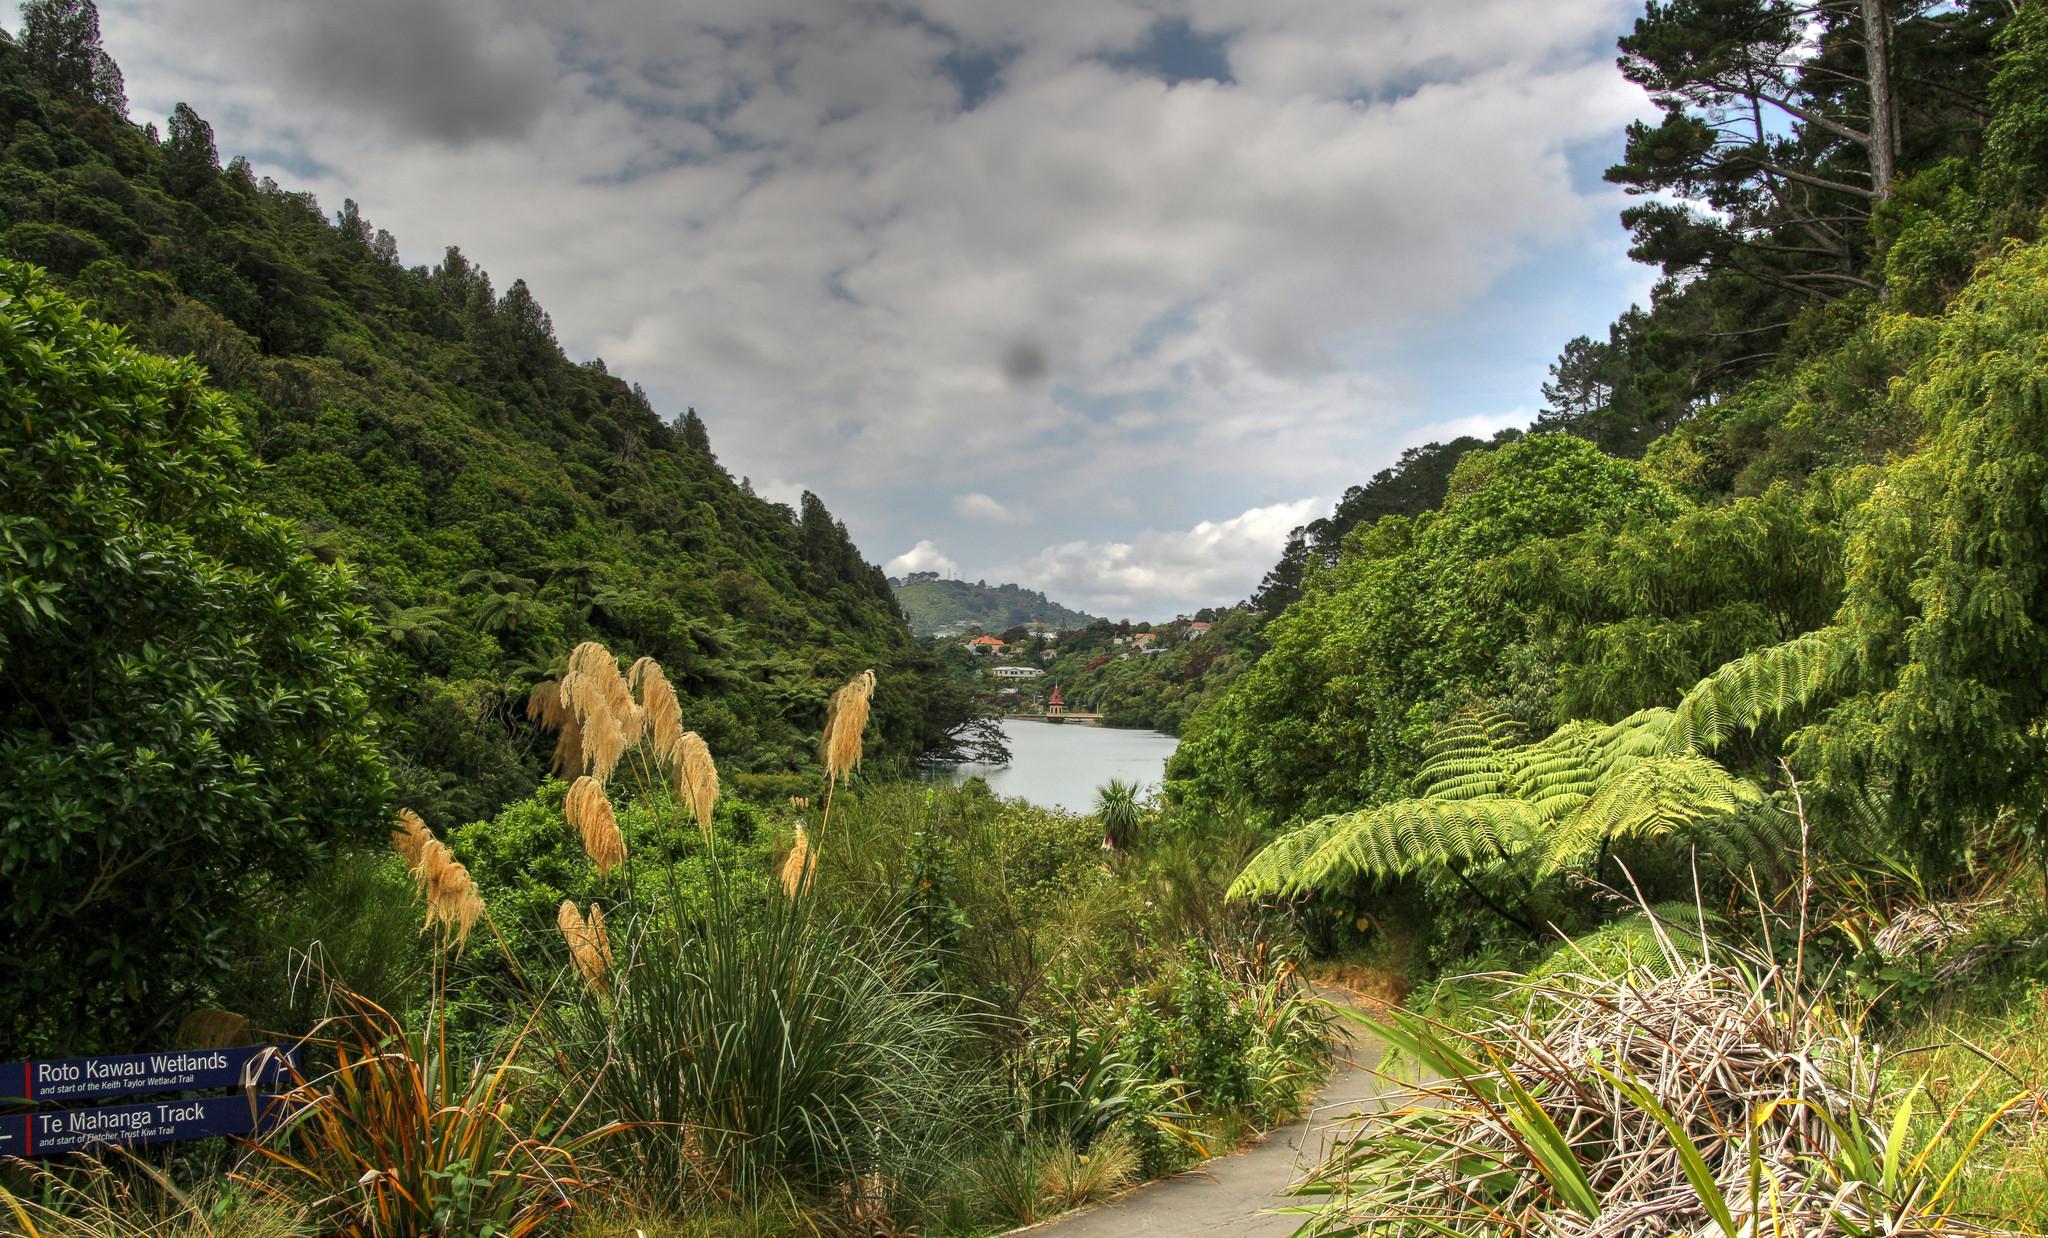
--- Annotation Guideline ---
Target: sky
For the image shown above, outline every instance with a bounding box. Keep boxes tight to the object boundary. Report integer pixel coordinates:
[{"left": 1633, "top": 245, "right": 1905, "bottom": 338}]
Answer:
[{"left": 92, "top": 0, "right": 1659, "bottom": 621}]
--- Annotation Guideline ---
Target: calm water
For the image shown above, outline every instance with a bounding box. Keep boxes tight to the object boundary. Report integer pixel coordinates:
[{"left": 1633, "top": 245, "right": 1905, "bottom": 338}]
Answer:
[{"left": 938, "top": 719, "right": 1180, "bottom": 813}]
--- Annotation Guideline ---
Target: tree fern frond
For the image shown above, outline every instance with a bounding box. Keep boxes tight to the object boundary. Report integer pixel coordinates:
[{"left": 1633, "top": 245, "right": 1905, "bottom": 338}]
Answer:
[
  {"left": 1542, "top": 754, "right": 1763, "bottom": 872},
  {"left": 1664, "top": 627, "right": 1849, "bottom": 754}
]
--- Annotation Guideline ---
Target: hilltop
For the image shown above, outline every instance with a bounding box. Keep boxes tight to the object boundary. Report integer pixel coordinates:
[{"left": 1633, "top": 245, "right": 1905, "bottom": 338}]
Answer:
[{"left": 890, "top": 572, "right": 1102, "bottom": 637}]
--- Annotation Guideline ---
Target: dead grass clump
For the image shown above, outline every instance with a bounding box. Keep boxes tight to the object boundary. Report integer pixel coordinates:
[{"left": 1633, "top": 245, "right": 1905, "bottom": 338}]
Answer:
[{"left": 1301, "top": 951, "right": 2022, "bottom": 1237}]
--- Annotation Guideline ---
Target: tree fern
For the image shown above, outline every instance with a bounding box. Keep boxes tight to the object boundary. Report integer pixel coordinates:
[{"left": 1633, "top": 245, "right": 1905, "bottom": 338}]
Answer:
[
  {"left": 1662, "top": 627, "right": 1849, "bottom": 754},
  {"left": 1232, "top": 653, "right": 1825, "bottom": 898}
]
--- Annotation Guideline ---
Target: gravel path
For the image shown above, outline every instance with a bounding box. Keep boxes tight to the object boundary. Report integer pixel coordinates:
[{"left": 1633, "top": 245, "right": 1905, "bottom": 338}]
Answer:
[{"left": 1017, "top": 1003, "right": 1391, "bottom": 1238}]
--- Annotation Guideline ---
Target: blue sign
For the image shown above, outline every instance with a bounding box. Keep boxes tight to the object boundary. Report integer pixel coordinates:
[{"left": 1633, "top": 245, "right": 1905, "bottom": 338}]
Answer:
[
  {"left": 0, "top": 1093, "right": 294, "bottom": 1158},
  {"left": 1, "top": 1045, "right": 296, "bottom": 1104}
]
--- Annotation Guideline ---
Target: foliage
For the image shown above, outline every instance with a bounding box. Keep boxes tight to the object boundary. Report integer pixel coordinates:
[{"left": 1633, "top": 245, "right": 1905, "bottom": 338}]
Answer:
[
  {"left": 1171, "top": 434, "right": 1680, "bottom": 829},
  {"left": 0, "top": 260, "right": 387, "bottom": 1054},
  {"left": 1227, "top": 703, "right": 1791, "bottom": 905}
]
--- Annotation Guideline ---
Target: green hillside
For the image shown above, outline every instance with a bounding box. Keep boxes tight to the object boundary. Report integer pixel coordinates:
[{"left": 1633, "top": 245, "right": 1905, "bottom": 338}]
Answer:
[{"left": 890, "top": 572, "right": 1101, "bottom": 636}]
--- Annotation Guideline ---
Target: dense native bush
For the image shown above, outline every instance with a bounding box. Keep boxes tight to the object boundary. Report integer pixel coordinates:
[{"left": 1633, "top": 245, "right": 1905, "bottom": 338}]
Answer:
[
  {"left": 0, "top": 260, "right": 387, "bottom": 1053},
  {"left": 1170, "top": 434, "right": 1679, "bottom": 830}
]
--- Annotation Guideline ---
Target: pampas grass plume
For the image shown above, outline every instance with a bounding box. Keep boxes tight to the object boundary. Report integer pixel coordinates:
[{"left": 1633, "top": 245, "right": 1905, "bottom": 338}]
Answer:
[
  {"left": 558, "top": 900, "right": 610, "bottom": 991},
  {"left": 780, "top": 824, "right": 810, "bottom": 897},
  {"left": 671, "top": 730, "right": 718, "bottom": 837},
  {"left": 822, "top": 669, "right": 875, "bottom": 785},
  {"left": 392, "top": 808, "right": 431, "bottom": 868},
  {"left": 565, "top": 775, "right": 626, "bottom": 876}
]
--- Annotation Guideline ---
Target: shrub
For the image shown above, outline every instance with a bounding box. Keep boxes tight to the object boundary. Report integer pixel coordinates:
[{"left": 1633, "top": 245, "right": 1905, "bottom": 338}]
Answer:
[{"left": 0, "top": 260, "right": 387, "bottom": 1053}]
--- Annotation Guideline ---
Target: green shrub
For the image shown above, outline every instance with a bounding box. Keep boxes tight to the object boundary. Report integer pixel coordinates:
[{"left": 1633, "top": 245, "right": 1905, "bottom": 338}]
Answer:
[{"left": 0, "top": 260, "right": 387, "bottom": 1053}]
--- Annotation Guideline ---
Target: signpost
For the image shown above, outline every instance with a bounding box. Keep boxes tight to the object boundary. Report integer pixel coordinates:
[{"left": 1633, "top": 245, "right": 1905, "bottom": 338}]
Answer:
[{"left": 0, "top": 1045, "right": 299, "bottom": 1158}]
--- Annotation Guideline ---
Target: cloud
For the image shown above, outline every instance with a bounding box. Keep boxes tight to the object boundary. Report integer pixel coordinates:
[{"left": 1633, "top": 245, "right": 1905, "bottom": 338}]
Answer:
[
  {"left": 953, "top": 492, "right": 1032, "bottom": 524},
  {"left": 97, "top": 0, "right": 1654, "bottom": 600},
  {"left": 200, "top": 0, "right": 557, "bottom": 143},
  {"left": 1006, "top": 496, "right": 1330, "bottom": 618},
  {"left": 885, "top": 539, "right": 961, "bottom": 578}
]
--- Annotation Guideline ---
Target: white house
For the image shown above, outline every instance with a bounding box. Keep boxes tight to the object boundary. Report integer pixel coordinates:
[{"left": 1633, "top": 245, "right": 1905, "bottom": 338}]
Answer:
[
  {"left": 1184, "top": 621, "right": 1212, "bottom": 640},
  {"left": 992, "top": 665, "right": 1045, "bottom": 679}
]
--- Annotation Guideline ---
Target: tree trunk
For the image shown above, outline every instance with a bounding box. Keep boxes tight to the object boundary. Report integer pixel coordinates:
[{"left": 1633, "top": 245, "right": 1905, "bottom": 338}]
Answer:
[{"left": 1863, "top": 0, "right": 1897, "bottom": 200}]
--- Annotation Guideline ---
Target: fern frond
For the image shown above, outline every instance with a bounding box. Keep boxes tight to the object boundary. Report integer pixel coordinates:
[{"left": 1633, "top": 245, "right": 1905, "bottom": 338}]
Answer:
[
  {"left": 1413, "top": 706, "right": 1524, "bottom": 800},
  {"left": 1664, "top": 628, "right": 1849, "bottom": 754},
  {"left": 1231, "top": 797, "right": 1544, "bottom": 896},
  {"left": 1541, "top": 754, "right": 1764, "bottom": 872}
]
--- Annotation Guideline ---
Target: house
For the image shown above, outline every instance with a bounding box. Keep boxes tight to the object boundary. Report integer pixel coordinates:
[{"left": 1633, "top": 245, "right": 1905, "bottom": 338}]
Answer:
[
  {"left": 1040, "top": 648, "right": 1057, "bottom": 662},
  {"left": 965, "top": 635, "right": 1005, "bottom": 654},
  {"left": 992, "top": 665, "right": 1044, "bottom": 679},
  {"left": 1184, "top": 622, "right": 1212, "bottom": 640},
  {"left": 1131, "top": 632, "right": 1157, "bottom": 647}
]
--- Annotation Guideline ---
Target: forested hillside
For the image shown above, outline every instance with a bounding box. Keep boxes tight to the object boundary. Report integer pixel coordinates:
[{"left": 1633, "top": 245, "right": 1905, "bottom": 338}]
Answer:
[
  {"left": 0, "top": 24, "right": 976, "bottom": 837},
  {"left": 891, "top": 573, "right": 1101, "bottom": 636}
]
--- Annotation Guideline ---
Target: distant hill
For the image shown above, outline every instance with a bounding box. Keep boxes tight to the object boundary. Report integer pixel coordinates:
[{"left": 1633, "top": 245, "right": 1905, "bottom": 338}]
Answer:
[{"left": 891, "top": 574, "right": 1101, "bottom": 637}]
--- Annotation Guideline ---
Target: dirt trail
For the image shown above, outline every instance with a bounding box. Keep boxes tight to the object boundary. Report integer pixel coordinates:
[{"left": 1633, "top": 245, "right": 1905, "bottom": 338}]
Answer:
[{"left": 1019, "top": 1000, "right": 1391, "bottom": 1238}]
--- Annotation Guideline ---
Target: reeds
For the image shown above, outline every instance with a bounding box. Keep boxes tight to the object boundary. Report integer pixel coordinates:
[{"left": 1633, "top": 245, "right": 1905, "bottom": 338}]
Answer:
[
  {"left": 389, "top": 808, "right": 484, "bottom": 948},
  {"left": 558, "top": 900, "right": 613, "bottom": 992},
  {"left": 565, "top": 775, "right": 626, "bottom": 876},
  {"left": 251, "top": 986, "right": 601, "bottom": 1237}
]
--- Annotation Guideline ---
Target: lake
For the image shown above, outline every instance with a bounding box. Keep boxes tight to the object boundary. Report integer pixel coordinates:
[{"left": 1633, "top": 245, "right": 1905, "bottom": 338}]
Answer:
[{"left": 937, "top": 718, "right": 1181, "bottom": 813}]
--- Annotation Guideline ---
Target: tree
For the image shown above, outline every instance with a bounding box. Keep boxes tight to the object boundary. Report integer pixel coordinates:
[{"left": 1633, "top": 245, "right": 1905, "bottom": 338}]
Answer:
[
  {"left": 162, "top": 101, "right": 217, "bottom": 199},
  {"left": 1610, "top": 1, "right": 2002, "bottom": 306},
  {"left": 17, "top": 0, "right": 123, "bottom": 113},
  {"left": 0, "top": 262, "right": 388, "bottom": 1052},
  {"left": 681, "top": 407, "right": 715, "bottom": 457}
]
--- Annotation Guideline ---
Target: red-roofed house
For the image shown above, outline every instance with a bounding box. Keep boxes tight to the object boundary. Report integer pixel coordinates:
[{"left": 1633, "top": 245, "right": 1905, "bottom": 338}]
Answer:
[
  {"left": 965, "top": 635, "right": 1005, "bottom": 653},
  {"left": 1184, "top": 621, "right": 1212, "bottom": 640}
]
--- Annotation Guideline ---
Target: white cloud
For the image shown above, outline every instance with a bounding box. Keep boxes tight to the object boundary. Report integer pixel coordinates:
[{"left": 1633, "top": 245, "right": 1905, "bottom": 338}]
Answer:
[
  {"left": 953, "top": 492, "right": 1032, "bottom": 524},
  {"left": 95, "top": 0, "right": 1655, "bottom": 594},
  {"left": 1007, "top": 496, "right": 1330, "bottom": 618},
  {"left": 885, "top": 539, "right": 961, "bottom": 578}
]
